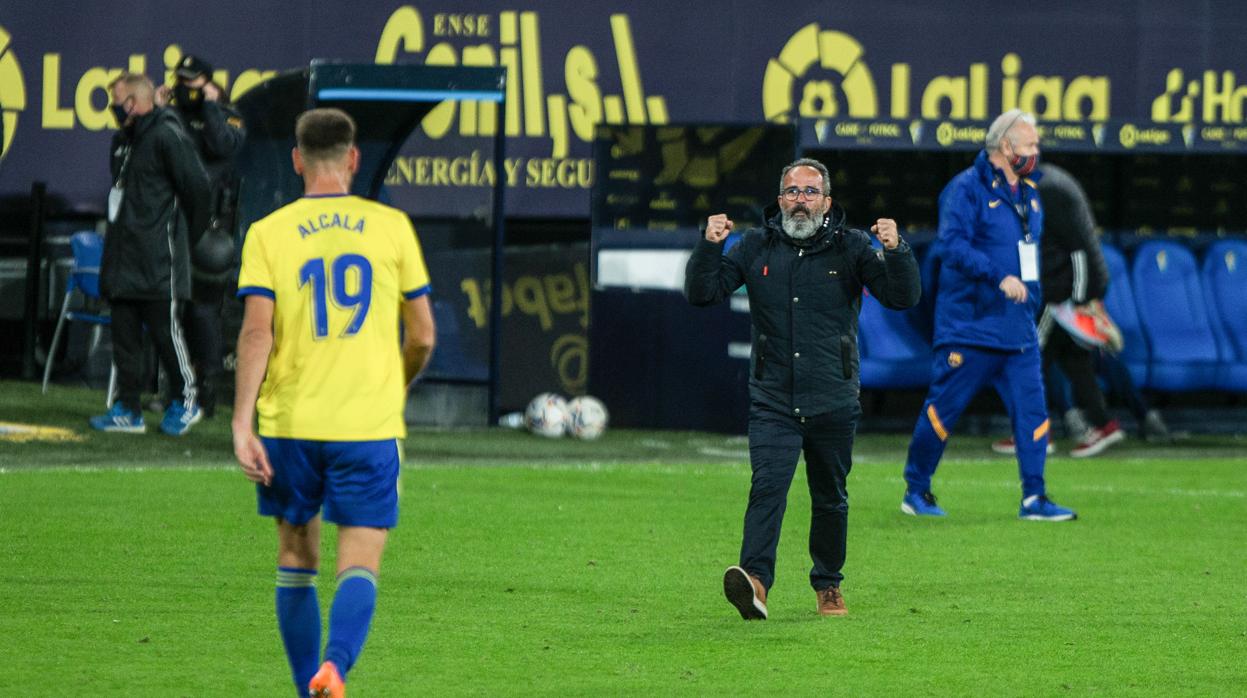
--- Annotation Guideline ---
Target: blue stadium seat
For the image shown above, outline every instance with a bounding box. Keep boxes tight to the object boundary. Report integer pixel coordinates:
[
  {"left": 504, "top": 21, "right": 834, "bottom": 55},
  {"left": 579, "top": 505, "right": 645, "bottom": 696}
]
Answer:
[
  {"left": 41, "top": 231, "right": 116, "bottom": 404},
  {"left": 1201, "top": 239, "right": 1247, "bottom": 391},
  {"left": 859, "top": 288, "right": 932, "bottom": 389},
  {"left": 1100, "top": 243, "right": 1149, "bottom": 387},
  {"left": 1130, "top": 240, "right": 1219, "bottom": 390}
]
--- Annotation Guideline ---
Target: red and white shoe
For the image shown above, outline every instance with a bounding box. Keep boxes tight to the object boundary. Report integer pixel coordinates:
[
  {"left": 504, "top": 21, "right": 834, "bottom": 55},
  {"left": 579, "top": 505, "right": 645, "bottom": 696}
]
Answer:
[
  {"left": 990, "top": 437, "right": 1055, "bottom": 455},
  {"left": 1070, "top": 419, "right": 1126, "bottom": 458}
]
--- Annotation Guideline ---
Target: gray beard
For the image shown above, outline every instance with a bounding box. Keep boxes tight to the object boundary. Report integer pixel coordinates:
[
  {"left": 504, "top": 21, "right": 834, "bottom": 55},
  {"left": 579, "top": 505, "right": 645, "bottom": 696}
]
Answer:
[{"left": 782, "top": 212, "right": 820, "bottom": 240}]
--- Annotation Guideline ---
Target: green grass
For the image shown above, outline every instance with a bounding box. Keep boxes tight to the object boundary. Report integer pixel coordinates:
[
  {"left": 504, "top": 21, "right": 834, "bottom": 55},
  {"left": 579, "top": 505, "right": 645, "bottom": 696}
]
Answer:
[{"left": 2, "top": 380, "right": 1245, "bottom": 695}]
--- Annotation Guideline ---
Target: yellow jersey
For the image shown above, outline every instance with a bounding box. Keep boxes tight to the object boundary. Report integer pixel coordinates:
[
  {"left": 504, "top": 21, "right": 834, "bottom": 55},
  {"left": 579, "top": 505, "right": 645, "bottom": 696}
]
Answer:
[{"left": 237, "top": 194, "right": 430, "bottom": 440}]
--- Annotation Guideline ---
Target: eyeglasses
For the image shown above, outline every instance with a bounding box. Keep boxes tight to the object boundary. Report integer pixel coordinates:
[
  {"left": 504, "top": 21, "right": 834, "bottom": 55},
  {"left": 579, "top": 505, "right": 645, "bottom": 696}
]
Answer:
[{"left": 781, "top": 186, "right": 825, "bottom": 201}]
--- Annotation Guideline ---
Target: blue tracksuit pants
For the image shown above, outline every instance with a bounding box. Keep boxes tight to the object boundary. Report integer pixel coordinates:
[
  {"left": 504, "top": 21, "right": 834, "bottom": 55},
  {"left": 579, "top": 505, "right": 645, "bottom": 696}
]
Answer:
[{"left": 904, "top": 344, "right": 1050, "bottom": 498}]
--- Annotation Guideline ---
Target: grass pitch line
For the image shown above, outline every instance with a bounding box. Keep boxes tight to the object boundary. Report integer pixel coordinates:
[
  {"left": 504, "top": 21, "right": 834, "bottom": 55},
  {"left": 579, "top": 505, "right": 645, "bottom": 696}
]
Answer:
[
  {"left": 0, "top": 463, "right": 238, "bottom": 476},
  {"left": 879, "top": 475, "right": 1246, "bottom": 500},
  {"left": 404, "top": 460, "right": 750, "bottom": 477},
  {"left": 696, "top": 447, "right": 750, "bottom": 459}
]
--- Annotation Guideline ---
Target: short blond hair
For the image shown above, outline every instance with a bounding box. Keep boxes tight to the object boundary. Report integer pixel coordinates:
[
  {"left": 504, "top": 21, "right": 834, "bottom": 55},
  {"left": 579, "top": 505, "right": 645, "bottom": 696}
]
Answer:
[{"left": 108, "top": 72, "right": 154, "bottom": 98}]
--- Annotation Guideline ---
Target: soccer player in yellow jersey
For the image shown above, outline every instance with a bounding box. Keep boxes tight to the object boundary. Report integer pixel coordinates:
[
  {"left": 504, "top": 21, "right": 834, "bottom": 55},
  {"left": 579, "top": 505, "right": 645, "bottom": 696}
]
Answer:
[{"left": 231, "top": 108, "right": 435, "bottom": 698}]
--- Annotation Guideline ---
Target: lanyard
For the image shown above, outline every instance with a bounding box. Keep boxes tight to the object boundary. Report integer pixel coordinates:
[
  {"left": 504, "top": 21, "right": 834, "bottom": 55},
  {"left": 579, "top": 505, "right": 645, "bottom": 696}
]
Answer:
[
  {"left": 114, "top": 145, "right": 133, "bottom": 189},
  {"left": 997, "top": 178, "right": 1033, "bottom": 243}
]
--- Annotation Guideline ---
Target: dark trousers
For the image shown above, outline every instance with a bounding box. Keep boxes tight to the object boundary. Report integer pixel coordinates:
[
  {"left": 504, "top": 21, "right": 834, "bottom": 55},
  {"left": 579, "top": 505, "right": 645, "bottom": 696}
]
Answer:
[
  {"left": 1096, "top": 351, "right": 1150, "bottom": 421},
  {"left": 1043, "top": 326, "right": 1110, "bottom": 428},
  {"left": 740, "top": 401, "right": 859, "bottom": 592},
  {"left": 184, "top": 295, "right": 224, "bottom": 411},
  {"left": 110, "top": 298, "right": 197, "bottom": 413}
]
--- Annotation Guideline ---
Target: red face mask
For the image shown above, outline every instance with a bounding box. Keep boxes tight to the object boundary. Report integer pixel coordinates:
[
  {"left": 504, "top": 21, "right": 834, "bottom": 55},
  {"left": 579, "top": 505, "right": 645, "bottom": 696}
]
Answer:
[{"left": 1010, "top": 152, "right": 1039, "bottom": 177}]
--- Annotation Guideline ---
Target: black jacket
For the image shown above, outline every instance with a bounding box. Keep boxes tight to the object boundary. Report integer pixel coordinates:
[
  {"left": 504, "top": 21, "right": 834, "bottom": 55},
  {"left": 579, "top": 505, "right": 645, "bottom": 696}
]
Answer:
[
  {"left": 1038, "top": 163, "right": 1109, "bottom": 304},
  {"left": 101, "top": 108, "right": 210, "bottom": 301},
  {"left": 170, "top": 94, "right": 244, "bottom": 216},
  {"left": 171, "top": 94, "right": 245, "bottom": 297},
  {"left": 685, "top": 203, "right": 921, "bottom": 417}
]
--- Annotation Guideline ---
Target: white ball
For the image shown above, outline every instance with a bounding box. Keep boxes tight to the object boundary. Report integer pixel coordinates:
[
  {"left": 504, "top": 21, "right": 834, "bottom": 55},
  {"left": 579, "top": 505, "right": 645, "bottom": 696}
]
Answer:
[
  {"left": 525, "top": 393, "right": 569, "bottom": 438},
  {"left": 565, "top": 395, "right": 609, "bottom": 440}
]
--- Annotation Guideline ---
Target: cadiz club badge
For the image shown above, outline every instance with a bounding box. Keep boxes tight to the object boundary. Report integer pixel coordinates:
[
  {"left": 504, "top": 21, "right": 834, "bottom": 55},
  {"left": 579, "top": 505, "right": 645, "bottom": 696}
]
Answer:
[
  {"left": 948, "top": 351, "right": 964, "bottom": 368},
  {"left": 0, "top": 25, "right": 26, "bottom": 161},
  {"left": 762, "top": 24, "right": 878, "bottom": 126}
]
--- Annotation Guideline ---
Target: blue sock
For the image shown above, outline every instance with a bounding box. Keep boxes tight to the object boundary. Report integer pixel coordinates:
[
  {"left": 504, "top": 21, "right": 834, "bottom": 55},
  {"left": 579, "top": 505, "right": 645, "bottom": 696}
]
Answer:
[
  {"left": 323, "top": 566, "right": 379, "bottom": 678},
  {"left": 275, "top": 567, "right": 320, "bottom": 697}
]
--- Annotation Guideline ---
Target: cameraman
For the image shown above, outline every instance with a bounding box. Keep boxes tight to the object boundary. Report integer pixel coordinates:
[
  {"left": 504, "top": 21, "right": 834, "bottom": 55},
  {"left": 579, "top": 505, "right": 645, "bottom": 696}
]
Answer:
[{"left": 158, "top": 53, "right": 245, "bottom": 417}]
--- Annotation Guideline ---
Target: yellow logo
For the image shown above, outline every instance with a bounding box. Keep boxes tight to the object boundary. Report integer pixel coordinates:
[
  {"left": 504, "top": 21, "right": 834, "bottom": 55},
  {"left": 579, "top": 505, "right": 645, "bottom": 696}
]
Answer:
[
  {"left": 935, "top": 121, "right": 987, "bottom": 147},
  {"left": 762, "top": 24, "right": 878, "bottom": 127},
  {"left": 0, "top": 24, "right": 28, "bottom": 160},
  {"left": 1120, "top": 123, "right": 1137, "bottom": 148},
  {"left": 551, "top": 333, "right": 587, "bottom": 395},
  {"left": 1226, "top": 251, "right": 1237, "bottom": 273},
  {"left": 0, "top": 422, "right": 84, "bottom": 443},
  {"left": 988, "top": 199, "right": 1002, "bottom": 209},
  {"left": 948, "top": 351, "right": 963, "bottom": 368},
  {"left": 1156, "top": 250, "right": 1168, "bottom": 272}
]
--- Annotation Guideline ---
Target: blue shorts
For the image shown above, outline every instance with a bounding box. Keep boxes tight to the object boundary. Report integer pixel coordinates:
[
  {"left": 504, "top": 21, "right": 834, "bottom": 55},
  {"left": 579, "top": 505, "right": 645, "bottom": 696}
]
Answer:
[{"left": 257, "top": 437, "right": 401, "bottom": 528}]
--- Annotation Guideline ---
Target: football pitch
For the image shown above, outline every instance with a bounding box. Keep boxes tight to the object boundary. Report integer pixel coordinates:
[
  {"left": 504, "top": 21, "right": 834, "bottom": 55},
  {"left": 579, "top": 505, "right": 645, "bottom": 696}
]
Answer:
[{"left": 2, "top": 381, "right": 1245, "bottom": 696}]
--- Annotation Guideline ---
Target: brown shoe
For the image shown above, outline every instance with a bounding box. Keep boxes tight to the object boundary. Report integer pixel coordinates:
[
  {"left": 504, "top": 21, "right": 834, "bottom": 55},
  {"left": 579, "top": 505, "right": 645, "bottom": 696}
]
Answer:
[
  {"left": 723, "top": 566, "right": 767, "bottom": 620},
  {"left": 816, "top": 586, "right": 847, "bottom": 616}
]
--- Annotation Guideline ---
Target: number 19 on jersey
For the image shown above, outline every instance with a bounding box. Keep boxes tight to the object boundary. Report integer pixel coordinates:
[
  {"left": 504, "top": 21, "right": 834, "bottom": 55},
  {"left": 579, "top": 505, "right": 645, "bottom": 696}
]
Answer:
[{"left": 298, "top": 254, "right": 373, "bottom": 339}]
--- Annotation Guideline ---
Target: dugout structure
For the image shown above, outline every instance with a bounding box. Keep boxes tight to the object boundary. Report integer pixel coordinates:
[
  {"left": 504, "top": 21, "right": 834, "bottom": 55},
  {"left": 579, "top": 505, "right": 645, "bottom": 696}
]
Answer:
[{"left": 233, "top": 62, "right": 508, "bottom": 425}]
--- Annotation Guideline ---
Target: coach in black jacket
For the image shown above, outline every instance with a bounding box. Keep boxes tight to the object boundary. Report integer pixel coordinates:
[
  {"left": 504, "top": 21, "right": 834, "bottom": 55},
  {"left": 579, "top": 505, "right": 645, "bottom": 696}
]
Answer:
[
  {"left": 685, "top": 158, "right": 919, "bottom": 620},
  {"left": 93, "top": 72, "right": 210, "bottom": 436}
]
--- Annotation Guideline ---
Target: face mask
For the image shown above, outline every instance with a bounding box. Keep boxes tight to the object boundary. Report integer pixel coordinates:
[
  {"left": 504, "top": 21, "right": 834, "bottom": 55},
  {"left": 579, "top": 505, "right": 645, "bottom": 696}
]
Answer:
[
  {"left": 174, "top": 83, "right": 204, "bottom": 110},
  {"left": 111, "top": 105, "right": 130, "bottom": 128},
  {"left": 1009, "top": 150, "right": 1038, "bottom": 177}
]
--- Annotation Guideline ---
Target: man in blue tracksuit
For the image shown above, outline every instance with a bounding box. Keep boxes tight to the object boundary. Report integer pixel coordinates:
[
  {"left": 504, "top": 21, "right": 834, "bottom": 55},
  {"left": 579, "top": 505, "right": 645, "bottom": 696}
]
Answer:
[{"left": 901, "top": 109, "right": 1077, "bottom": 521}]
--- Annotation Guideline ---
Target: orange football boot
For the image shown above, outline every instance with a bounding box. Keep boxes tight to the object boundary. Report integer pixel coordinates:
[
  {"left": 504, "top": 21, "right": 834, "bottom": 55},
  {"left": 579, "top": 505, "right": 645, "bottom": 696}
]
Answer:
[{"left": 308, "top": 661, "right": 345, "bottom": 698}]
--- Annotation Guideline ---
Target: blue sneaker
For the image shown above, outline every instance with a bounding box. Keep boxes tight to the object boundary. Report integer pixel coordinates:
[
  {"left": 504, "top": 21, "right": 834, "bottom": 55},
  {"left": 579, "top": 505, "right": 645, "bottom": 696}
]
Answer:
[
  {"left": 160, "top": 402, "right": 202, "bottom": 436},
  {"left": 901, "top": 490, "right": 946, "bottom": 517},
  {"left": 90, "top": 403, "right": 146, "bottom": 433},
  {"left": 1019, "top": 495, "right": 1077, "bottom": 521}
]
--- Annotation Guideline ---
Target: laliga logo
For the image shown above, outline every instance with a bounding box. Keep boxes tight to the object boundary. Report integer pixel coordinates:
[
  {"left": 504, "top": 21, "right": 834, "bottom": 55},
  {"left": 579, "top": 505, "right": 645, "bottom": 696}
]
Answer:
[
  {"left": 762, "top": 24, "right": 878, "bottom": 125},
  {"left": 0, "top": 24, "right": 27, "bottom": 160},
  {"left": 1119, "top": 123, "right": 1138, "bottom": 149}
]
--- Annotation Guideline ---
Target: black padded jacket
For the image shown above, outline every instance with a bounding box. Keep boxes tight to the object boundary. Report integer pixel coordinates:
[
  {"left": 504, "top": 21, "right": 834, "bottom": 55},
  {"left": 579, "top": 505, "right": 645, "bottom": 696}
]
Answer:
[
  {"left": 101, "top": 108, "right": 210, "bottom": 301},
  {"left": 685, "top": 202, "right": 920, "bottom": 417}
]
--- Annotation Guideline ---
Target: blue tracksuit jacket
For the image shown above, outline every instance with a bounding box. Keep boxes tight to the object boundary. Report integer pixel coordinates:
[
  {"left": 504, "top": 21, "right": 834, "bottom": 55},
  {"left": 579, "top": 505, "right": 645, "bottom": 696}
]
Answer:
[{"left": 931, "top": 150, "right": 1044, "bottom": 351}]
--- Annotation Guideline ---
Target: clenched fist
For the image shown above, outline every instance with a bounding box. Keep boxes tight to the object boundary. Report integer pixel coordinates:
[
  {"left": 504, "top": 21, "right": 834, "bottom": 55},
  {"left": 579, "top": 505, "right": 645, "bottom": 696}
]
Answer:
[
  {"left": 870, "top": 218, "right": 900, "bottom": 250},
  {"left": 705, "top": 213, "right": 734, "bottom": 243}
]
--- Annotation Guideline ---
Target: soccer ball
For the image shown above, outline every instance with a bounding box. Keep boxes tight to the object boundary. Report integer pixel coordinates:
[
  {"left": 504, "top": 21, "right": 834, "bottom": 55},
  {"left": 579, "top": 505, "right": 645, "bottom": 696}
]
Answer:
[
  {"left": 565, "top": 395, "right": 609, "bottom": 440},
  {"left": 525, "top": 393, "right": 569, "bottom": 438}
]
